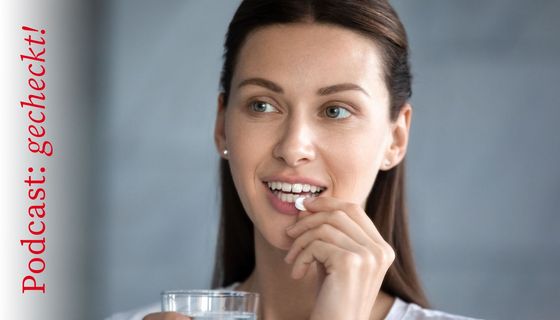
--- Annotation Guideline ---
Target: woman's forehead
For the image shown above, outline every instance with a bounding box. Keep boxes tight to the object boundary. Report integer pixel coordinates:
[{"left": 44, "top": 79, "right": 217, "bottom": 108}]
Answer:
[{"left": 233, "top": 23, "right": 387, "bottom": 95}]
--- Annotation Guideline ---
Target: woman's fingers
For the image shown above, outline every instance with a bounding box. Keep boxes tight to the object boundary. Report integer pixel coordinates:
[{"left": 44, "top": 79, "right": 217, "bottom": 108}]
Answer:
[
  {"left": 301, "top": 196, "right": 387, "bottom": 245},
  {"left": 286, "top": 196, "right": 396, "bottom": 281},
  {"left": 284, "top": 223, "right": 364, "bottom": 265},
  {"left": 290, "top": 239, "right": 382, "bottom": 280},
  {"left": 143, "top": 312, "right": 191, "bottom": 320},
  {"left": 286, "top": 210, "right": 373, "bottom": 248},
  {"left": 290, "top": 239, "right": 338, "bottom": 279}
]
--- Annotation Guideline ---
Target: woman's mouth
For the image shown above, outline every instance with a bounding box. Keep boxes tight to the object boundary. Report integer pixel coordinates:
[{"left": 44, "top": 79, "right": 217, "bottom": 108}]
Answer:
[
  {"left": 266, "top": 181, "right": 325, "bottom": 202},
  {"left": 263, "top": 181, "right": 326, "bottom": 215}
]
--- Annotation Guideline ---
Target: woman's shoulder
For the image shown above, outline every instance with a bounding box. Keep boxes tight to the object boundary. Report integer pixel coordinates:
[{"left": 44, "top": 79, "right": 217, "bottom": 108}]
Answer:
[{"left": 386, "top": 297, "right": 483, "bottom": 320}]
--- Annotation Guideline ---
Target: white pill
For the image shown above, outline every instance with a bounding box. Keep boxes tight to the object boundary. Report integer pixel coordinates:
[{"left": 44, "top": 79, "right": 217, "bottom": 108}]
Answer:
[{"left": 295, "top": 197, "right": 307, "bottom": 211}]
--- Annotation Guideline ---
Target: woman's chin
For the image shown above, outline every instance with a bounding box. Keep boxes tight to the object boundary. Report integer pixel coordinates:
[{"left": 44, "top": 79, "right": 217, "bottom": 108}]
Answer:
[
  {"left": 257, "top": 228, "right": 294, "bottom": 251},
  {"left": 274, "top": 236, "right": 293, "bottom": 251}
]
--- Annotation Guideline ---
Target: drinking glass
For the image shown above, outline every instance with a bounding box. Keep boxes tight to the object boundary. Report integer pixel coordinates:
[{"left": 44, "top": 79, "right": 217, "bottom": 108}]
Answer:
[{"left": 161, "top": 289, "right": 259, "bottom": 320}]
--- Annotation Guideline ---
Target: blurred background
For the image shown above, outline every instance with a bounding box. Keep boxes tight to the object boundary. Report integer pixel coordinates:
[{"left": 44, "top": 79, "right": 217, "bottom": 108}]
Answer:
[{"left": 18, "top": 0, "right": 557, "bottom": 319}]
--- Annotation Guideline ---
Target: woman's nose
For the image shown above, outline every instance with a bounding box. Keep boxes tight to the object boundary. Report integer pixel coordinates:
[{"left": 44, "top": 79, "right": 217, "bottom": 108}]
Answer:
[{"left": 272, "top": 116, "right": 316, "bottom": 167}]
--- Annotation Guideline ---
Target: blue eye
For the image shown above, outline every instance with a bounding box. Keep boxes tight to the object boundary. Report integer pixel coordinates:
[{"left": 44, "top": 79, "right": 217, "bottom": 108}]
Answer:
[
  {"left": 325, "top": 106, "right": 351, "bottom": 119},
  {"left": 250, "top": 101, "right": 278, "bottom": 113}
]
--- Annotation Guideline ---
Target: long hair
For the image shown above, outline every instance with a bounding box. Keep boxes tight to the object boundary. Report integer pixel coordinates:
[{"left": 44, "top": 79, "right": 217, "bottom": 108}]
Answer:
[{"left": 211, "top": 0, "right": 430, "bottom": 308}]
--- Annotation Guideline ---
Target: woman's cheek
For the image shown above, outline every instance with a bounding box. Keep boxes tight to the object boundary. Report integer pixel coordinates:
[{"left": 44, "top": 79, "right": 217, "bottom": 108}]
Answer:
[{"left": 323, "top": 129, "right": 382, "bottom": 202}]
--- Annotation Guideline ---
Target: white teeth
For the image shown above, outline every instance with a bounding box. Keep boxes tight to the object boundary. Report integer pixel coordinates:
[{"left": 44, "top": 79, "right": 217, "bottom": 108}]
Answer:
[
  {"left": 288, "top": 194, "right": 296, "bottom": 202},
  {"left": 291, "top": 183, "right": 303, "bottom": 193},
  {"left": 284, "top": 193, "right": 295, "bottom": 203},
  {"left": 273, "top": 191, "right": 316, "bottom": 203},
  {"left": 267, "top": 181, "right": 324, "bottom": 196},
  {"left": 281, "top": 182, "right": 292, "bottom": 192}
]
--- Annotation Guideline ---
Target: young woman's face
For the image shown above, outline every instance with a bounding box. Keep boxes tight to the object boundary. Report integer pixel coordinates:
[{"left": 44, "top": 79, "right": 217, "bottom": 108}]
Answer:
[{"left": 217, "top": 23, "right": 399, "bottom": 250}]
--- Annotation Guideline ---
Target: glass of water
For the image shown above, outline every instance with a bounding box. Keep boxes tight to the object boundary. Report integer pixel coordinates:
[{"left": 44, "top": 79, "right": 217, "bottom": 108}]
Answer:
[{"left": 161, "top": 289, "right": 259, "bottom": 320}]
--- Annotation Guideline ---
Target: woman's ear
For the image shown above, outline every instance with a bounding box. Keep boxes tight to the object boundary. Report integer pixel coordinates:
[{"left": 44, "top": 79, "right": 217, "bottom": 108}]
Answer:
[
  {"left": 214, "top": 92, "right": 228, "bottom": 158},
  {"left": 382, "top": 103, "right": 412, "bottom": 170}
]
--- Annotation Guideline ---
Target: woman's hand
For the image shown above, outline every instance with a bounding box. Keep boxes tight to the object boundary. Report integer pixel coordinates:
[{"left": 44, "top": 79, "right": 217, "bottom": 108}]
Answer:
[
  {"left": 143, "top": 312, "right": 191, "bottom": 320},
  {"left": 284, "top": 196, "right": 395, "bottom": 320}
]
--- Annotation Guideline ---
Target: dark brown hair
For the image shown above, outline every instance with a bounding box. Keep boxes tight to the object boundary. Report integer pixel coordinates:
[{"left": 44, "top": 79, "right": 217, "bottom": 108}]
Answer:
[{"left": 212, "top": 0, "right": 430, "bottom": 308}]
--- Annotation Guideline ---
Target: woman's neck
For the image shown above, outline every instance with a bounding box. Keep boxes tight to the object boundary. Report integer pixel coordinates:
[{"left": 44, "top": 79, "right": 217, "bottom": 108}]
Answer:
[
  {"left": 235, "top": 230, "right": 395, "bottom": 320},
  {"left": 237, "top": 230, "right": 317, "bottom": 319}
]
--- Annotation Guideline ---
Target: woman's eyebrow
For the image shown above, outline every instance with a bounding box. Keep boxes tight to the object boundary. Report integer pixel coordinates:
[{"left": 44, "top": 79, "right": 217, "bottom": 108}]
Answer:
[
  {"left": 238, "top": 77, "right": 283, "bottom": 93},
  {"left": 237, "top": 77, "right": 370, "bottom": 97},
  {"left": 318, "top": 83, "right": 370, "bottom": 97}
]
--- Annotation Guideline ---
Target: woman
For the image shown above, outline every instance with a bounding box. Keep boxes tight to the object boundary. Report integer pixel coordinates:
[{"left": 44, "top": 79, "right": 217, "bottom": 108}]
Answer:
[{"left": 110, "top": 0, "right": 480, "bottom": 319}]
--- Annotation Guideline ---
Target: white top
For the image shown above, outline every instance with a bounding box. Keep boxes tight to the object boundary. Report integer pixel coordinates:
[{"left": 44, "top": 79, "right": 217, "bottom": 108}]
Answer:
[{"left": 105, "top": 283, "right": 482, "bottom": 320}]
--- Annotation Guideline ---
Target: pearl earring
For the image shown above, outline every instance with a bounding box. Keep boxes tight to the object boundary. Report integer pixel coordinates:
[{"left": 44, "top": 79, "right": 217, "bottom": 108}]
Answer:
[
  {"left": 223, "top": 149, "right": 228, "bottom": 157},
  {"left": 383, "top": 159, "right": 391, "bottom": 168}
]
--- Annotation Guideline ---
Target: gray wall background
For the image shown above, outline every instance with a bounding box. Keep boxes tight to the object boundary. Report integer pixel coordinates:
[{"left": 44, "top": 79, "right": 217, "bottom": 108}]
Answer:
[{"left": 92, "top": 1, "right": 560, "bottom": 319}]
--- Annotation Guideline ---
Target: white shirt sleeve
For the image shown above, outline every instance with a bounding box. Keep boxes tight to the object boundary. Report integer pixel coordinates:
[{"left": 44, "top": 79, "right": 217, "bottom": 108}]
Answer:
[{"left": 385, "top": 297, "right": 483, "bottom": 320}]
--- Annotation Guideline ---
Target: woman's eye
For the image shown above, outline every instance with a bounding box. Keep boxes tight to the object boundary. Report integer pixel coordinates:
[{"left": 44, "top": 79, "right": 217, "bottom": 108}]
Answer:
[
  {"left": 324, "top": 106, "right": 351, "bottom": 119},
  {"left": 250, "top": 101, "right": 278, "bottom": 113}
]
